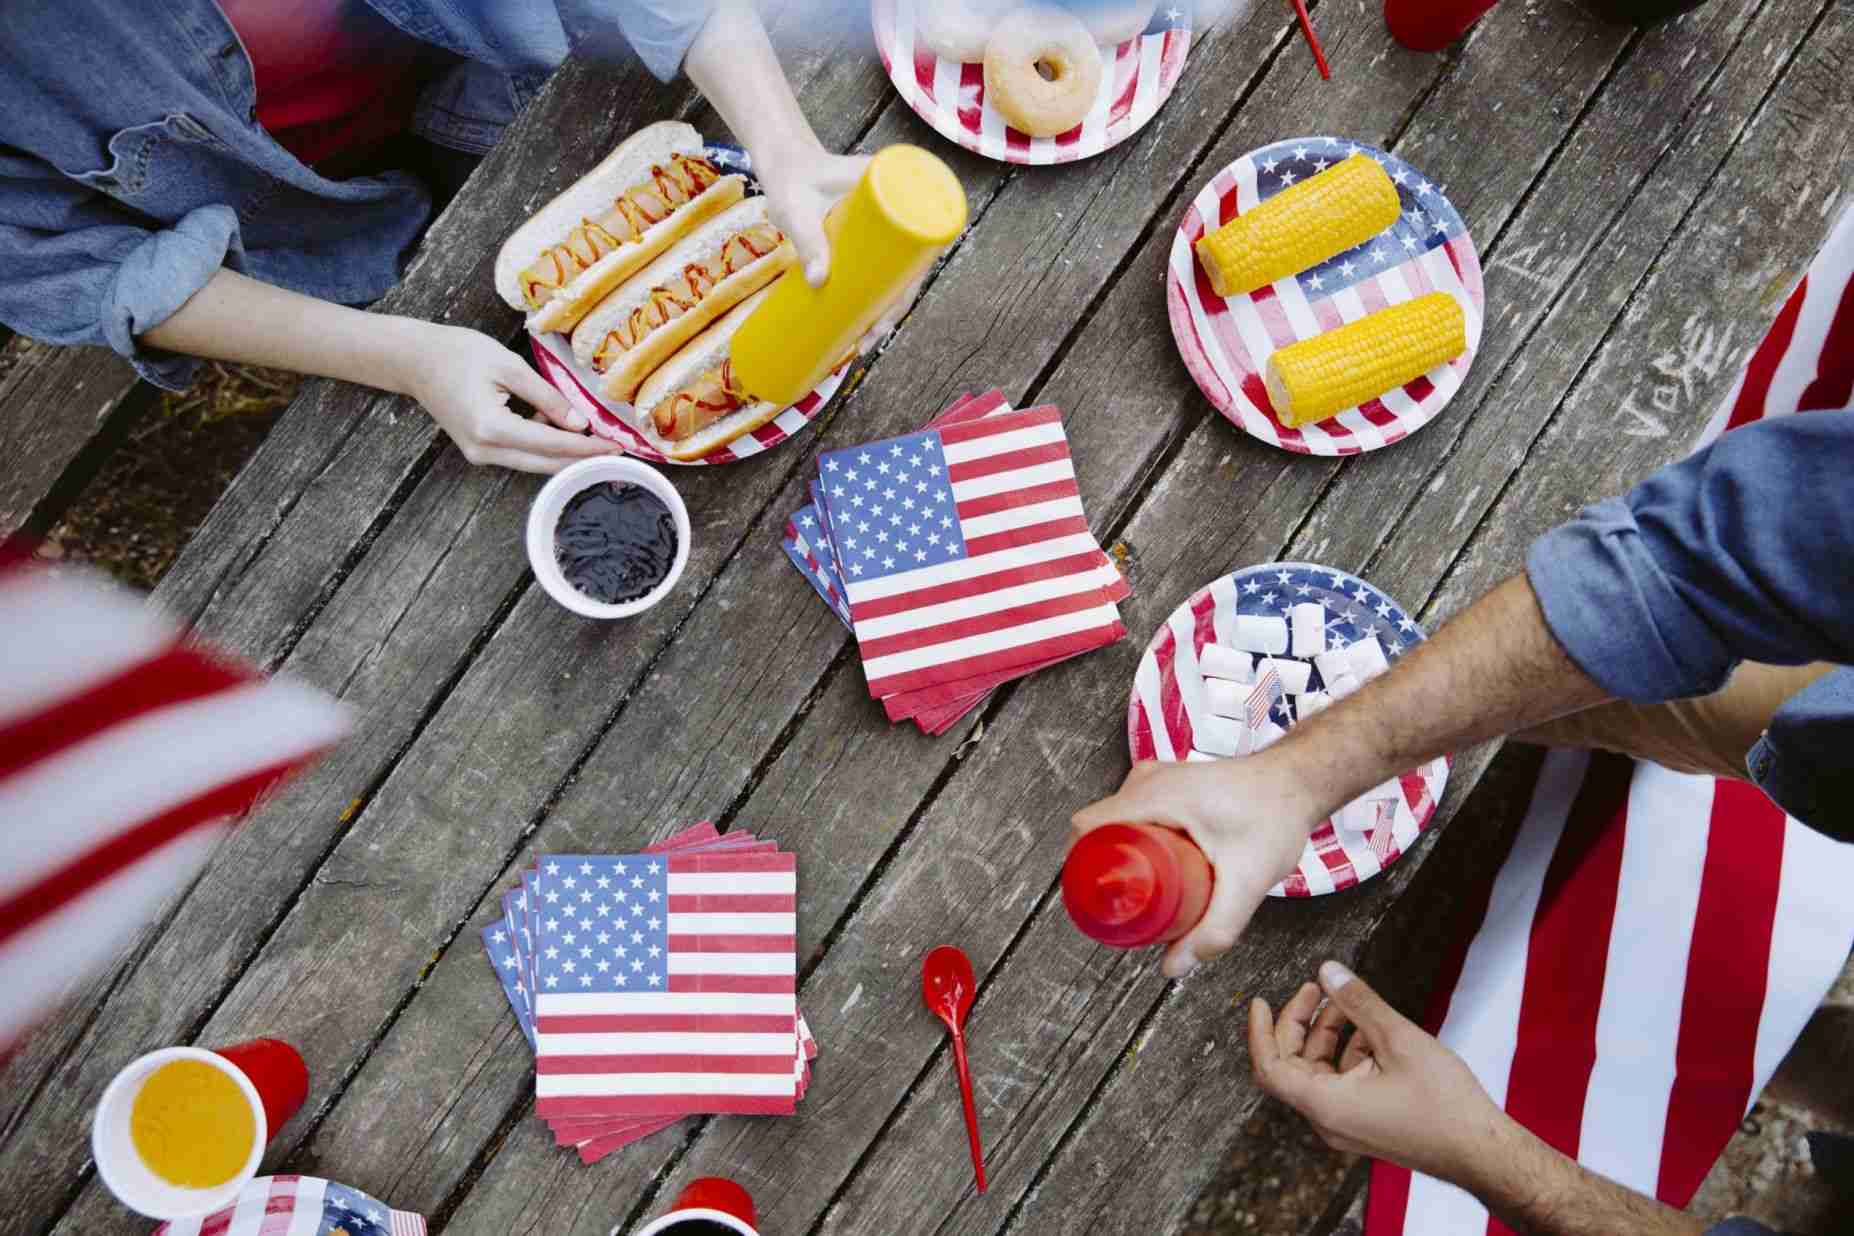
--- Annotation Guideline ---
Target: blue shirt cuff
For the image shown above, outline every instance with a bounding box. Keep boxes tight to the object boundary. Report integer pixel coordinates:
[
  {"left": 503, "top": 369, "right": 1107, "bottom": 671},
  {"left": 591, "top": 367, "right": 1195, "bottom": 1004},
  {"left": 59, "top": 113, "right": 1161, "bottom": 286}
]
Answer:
[
  {"left": 99, "top": 204, "right": 245, "bottom": 392},
  {"left": 1527, "top": 495, "right": 1736, "bottom": 704},
  {"left": 616, "top": 2, "right": 715, "bottom": 81}
]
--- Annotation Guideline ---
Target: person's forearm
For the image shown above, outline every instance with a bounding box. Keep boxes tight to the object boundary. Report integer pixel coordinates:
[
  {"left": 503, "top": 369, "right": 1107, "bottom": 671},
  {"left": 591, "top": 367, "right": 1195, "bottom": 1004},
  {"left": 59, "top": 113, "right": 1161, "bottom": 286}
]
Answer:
[
  {"left": 683, "top": 0, "right": 822, "bottom": 162},
  {"left": 1262, "top": 574, "right": 1612, "bottom": 821},
  {"left": 140, "top": 269, "right": 427, "bottom": 396},
  {"left": 1460, "top": 1115, "right": 1705, "bottom": 1236}
]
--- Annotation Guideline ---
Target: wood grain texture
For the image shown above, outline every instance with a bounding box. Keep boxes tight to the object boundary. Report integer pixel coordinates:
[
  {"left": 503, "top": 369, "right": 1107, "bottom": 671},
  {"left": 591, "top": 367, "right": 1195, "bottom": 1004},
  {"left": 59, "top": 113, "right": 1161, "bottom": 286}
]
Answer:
[
  {"left": 16, "top": 0, "right": 1853, "bottom": 1230},
  {"left": 182, "top": 9, "right": 1328, "bottom": 1229},
  {"left": 987, "top": 6, "right": 1850, "bottom": 1232},
  {"left": 8, "top": 13, "right": 907, "bottom": 1231},
  {"left": 0, "top": 338, "right": 141, "bottom": 536}
]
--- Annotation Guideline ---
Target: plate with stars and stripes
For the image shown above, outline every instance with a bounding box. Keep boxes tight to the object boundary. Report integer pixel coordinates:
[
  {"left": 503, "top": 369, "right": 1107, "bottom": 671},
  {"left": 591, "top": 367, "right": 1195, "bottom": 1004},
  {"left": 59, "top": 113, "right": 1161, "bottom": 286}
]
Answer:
[
  {"left": 527, "top": 144, "right": 853, "bottom": 467},
  {"left": 1127, "top": 562, "right": 1450, "bottom": 897},
  {"left": 872, "top": 0, "right": 1192, "bottom": 166},
  {"left": 1168, "top": 136, "right": 1486, "bottom": 456}
]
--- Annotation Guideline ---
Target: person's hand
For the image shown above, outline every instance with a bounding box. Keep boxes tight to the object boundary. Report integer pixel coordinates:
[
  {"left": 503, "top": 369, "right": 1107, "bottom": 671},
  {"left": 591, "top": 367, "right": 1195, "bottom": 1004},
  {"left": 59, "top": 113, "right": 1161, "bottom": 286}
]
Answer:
[
  {"left": 401, "top": 324, "right": 621, "bottom": 474},
  {"left": 1250, "top": 961, "right": 1513, "bottom": 1184},
  {"left": 754, "top": 141, "right": 872, "bottom": 286},
  {"left": 1071, "top": 755, "right": 1322, "bottom": 977}
]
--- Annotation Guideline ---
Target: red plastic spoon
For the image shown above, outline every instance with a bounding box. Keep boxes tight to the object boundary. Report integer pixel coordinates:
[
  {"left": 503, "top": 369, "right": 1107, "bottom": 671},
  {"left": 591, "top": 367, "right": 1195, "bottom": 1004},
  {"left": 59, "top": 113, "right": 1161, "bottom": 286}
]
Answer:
[{"left": 922, "top": 945, "right": 987, "bottom": 1194}]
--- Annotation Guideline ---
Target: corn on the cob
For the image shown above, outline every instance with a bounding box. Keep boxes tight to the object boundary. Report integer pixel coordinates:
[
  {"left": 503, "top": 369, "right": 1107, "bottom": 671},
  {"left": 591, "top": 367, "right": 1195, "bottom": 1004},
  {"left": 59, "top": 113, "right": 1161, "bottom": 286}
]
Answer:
[
  {"left": 1195, "top": 154, "right": 1401, "bottom": 298},
  {"left": 1263, "top": 292, "right": 1466, "bottom": 427}
]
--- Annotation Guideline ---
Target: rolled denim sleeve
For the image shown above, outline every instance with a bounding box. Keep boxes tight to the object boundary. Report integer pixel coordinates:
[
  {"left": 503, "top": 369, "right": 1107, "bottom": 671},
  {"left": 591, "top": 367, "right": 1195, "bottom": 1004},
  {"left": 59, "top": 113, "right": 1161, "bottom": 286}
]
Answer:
[
  {"left": 556, "top": 0, "right": 717, "bottom": 81},
  {"left": 1527, "top": 414, "right": 1854, "bottom": 703},
  {"left": 0, "top": 149, "right": 243, "bottom": 390}
]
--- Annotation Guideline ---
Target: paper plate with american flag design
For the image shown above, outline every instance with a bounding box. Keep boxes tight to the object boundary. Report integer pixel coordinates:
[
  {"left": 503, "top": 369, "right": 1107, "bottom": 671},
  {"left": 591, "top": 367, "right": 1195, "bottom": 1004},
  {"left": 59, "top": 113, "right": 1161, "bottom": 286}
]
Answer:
[
  {"left": 1169, "top": 137, "right": 1486, "bottom": 455},
  {"left": 872, "top": 0, "right": 1192, "bottom": 166},
  {"left": 154, "top": 1176, "right": 425, "bottom": 1236},
  {"left": 1126, "top": 562, "right": 1450, "bottom": 897},
  {"left": 527, "top": 145, "right": 854, "bottom": 467}
]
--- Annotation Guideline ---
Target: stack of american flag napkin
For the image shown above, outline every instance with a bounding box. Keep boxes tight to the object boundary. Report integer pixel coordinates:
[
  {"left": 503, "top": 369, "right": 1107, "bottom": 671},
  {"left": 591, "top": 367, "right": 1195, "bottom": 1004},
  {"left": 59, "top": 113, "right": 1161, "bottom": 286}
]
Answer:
[
  {"left": 782, "top": 390, "right": 1129, "bottom": 733},
  {"left": 480, "top": 822, "right": 814, "bottom": 1165}
]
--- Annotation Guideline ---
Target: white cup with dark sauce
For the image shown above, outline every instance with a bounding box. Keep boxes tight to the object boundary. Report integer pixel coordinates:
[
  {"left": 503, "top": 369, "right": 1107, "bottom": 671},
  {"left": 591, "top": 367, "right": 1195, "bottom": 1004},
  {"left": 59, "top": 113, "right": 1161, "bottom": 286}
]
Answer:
[{"left": 527, "top": 458, "right": 691, "bottom": 619}]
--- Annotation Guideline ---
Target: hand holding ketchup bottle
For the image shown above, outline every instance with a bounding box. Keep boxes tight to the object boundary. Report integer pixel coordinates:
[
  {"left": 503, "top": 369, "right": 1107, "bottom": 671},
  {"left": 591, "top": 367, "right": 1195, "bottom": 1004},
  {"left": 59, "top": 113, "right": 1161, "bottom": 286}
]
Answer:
[{"left": 1062, "top": 823, "right": 1214, "bottom": 948}]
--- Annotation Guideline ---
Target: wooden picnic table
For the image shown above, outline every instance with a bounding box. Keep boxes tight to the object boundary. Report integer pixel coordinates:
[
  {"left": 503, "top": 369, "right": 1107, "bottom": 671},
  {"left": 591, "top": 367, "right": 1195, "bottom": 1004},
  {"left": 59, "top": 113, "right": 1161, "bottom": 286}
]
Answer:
[{"left": 3, "top": 1, "right": 1850, "bottom": 1232}]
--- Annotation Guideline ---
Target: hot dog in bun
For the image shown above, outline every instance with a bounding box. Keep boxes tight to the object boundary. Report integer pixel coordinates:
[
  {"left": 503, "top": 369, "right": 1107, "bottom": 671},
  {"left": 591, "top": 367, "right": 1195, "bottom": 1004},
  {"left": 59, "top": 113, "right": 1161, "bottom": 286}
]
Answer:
[
  {"left": 569, "top": 196, "right": 795, "bottom": 404},
  {"left": 495, "top": 121, "right": 746, "bottom": 335},
  {"left": 631, "top": 287, "right": 850, "bottom": 462}
]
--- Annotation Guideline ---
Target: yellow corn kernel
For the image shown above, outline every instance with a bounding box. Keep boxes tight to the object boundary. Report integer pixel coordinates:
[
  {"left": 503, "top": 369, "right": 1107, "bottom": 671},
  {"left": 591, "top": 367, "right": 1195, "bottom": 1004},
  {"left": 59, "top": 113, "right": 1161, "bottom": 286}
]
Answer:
[
  {"left": 1264, "top": 292, "right": 1466, "bottom": 427},
  {"left": 1194, "top": 155, "right": 1401, "bottom": 298}
]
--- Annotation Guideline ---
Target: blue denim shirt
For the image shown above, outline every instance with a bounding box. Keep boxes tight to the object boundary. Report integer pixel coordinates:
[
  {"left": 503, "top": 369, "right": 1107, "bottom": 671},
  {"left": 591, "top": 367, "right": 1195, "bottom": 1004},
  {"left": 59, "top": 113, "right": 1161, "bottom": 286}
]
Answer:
[
  {"left": 0, "top": 0, "right": 712, "bottom": 390},
  {"left": 1528, "top": 413, "right": 1854, "bottom": 839}
]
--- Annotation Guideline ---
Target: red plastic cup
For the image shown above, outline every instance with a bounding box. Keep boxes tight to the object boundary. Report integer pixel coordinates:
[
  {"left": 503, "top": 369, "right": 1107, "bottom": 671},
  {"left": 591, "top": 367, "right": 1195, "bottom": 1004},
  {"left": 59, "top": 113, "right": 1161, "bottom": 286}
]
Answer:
[
  {"left": 636, "top": 1177, "right": 758, "bottom": 1235},
  {"left": 1062, "top": 823, "right": 1214, "bottom": 949},
  {"left": 211, "top": 1038, "right": 308, "bottom": 1140},
  {"left": 1385, "top": 0, "right": 1500, "bottom": 51}
]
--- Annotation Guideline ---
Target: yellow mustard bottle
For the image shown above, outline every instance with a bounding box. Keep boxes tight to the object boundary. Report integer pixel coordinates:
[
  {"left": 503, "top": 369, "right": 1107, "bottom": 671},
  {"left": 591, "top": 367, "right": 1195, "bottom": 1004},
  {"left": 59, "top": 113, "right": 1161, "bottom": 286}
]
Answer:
[{"left": 731, "top": 145, "right": 967, "bottom": 407}]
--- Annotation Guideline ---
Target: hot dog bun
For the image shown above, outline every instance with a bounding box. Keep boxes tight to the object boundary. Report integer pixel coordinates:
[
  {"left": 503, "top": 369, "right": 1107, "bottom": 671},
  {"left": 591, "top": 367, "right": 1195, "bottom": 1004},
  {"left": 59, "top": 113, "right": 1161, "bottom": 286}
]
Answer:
[
  {"left": 568, "top": 196, "right": 796, "bottom": 405},
  {"left": 632, "top": 289, "right": 786, "bottom": 462},
  {"left": 495, "top": 121, "right": 746, "bottom": 335}
]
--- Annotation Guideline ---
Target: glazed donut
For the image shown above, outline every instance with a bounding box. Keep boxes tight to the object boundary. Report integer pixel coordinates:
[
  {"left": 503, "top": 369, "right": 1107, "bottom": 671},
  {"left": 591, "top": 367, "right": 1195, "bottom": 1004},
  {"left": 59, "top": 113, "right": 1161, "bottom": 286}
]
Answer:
[
  {"left": 1067, "top": 0, "right": 1158, "bottom": 47},
  {"left": 983, "top": 7, "right": 1105, "bottom": 138},
  {"left": 916, "top": 0, "right": 1012, "bottom": 63}
]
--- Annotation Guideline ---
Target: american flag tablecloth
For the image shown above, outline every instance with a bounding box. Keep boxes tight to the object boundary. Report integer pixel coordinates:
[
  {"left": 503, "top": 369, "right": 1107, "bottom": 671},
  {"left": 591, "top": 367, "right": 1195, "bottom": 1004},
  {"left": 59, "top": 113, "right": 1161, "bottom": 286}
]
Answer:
[
  {"left": 1168, "top": 137, "right": 1486, "bottom": 456},
  {"left": 153, "top": 1174, "right": 424, "bottom": 1236},
  {"left": 0, "top": 557, "right": 349, "bottom": 1050},
  {"left": 873, "top": 0, "right": 1192, "bottom": 166},
  {"left": 1366, "top": 205, "right": 1854, "bottom": 1232}
]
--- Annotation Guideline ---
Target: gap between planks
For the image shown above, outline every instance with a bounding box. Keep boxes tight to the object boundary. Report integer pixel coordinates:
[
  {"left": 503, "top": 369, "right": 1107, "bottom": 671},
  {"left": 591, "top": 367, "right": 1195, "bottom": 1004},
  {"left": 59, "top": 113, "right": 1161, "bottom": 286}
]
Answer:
[{"left": 1408, "top": 0, "right": 1834, "bottom": 627}]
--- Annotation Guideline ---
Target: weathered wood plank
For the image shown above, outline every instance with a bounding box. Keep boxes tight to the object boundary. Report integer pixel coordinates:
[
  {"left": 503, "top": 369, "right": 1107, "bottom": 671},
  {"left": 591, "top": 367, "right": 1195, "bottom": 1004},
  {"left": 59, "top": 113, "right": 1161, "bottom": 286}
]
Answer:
[
  {"left": 32, "top": 39, "right": 989, "bottom": 1236},
  {"left": 991, "top": 5, "right": 1851, "bottom": 1231},
  {"left": 0, "top": 338, "right": 141, "bottom": 536},
  {"left": 5, "top": 25, "right": 903, "bottom": 1229},
  {"left": 1300, "top": 0, "right": 1829, "bottom": 596},
  {"left": 251, "top": 6, "right": 1334, "bottom": 1222},
  {"left": 506, "top": 0, "right": 1681, "bottom": 1229},
  {"left": 429, "top": 6, "right": 1484, "bottom": 1229},
  {"left": 0, "top": 58, "right": 702, "bottom": 1231}
]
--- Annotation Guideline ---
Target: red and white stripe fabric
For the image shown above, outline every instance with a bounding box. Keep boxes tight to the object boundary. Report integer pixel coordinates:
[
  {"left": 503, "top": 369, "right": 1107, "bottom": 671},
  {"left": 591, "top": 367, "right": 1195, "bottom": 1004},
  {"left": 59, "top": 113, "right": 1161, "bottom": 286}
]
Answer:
[
  {"left": 154, "top": 1173, "right": 427, "bottom": 1236},
  {"left": 0, "top": 561, "right": 348, "bottom": 1051},
  {"left": 1365, "top": 203, "right": 1854, "bottom": 1233},
  {"left": 529, "top": 332, "right": 843, "bottom": 467},
  {"left": 1168, "top": 137, "right": 1486, "bottom": 455},
  {"left": 872, "top": 0, "right": 1191, "bottom": 166}
]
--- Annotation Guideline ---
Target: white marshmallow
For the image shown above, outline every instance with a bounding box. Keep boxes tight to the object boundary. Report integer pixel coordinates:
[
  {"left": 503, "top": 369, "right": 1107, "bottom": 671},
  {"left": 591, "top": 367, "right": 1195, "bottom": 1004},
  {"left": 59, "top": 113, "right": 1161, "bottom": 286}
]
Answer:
[
  {"left": 1326, "top": 672, "right": 1362, "bottom": 700},
  {"left": 1312, "top": 648, "right": 1352, "bottom": 689},
  {"left": 1334, "top": 798, "right": 1387, "bottom": 834},
  {"left": 1204, "top": 677, "right": 1251, "bottom": 720},
  {"left": 1251, "top": 720, "right": 1288, "bottom": 751},
  {"left": 1296, "top": 690, "right": 1332, "bottom": 719},
  {"left": 1232, "top": 614, "right": 1289, "bottom": 655},
  {"left": 1344, "top": 636, "right": 1390, "bottom": 681},
  {"left": 1186, "top": 748, "right": 1220, "bottom": 763},
  {"left": 1193, "top": 713, "right": 1248, "bottom": 758},
  {"left": 1290, "top": 603, "right": 1327, "bottom": 657},
  {"left": 1199, "top": 643, "right": 1254, "bottom": 684},
  {"left": 1256, "top": 657, "right": 1313, "bottom": 695}
]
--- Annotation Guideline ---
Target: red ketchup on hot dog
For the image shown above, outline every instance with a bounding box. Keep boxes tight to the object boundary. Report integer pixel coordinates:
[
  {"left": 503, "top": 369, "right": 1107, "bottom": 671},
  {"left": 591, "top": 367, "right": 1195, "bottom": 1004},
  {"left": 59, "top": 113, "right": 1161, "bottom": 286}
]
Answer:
[{"left": 1062, "top": 824, "right": 1214, "bottom": 949}]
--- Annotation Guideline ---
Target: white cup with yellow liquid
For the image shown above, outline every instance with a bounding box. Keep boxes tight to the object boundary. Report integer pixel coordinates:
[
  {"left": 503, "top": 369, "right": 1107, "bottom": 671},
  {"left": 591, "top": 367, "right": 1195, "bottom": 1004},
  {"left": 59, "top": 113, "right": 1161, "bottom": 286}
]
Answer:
[{"left": 92, "top": 1046, "right": 266, "bottom": 1219}]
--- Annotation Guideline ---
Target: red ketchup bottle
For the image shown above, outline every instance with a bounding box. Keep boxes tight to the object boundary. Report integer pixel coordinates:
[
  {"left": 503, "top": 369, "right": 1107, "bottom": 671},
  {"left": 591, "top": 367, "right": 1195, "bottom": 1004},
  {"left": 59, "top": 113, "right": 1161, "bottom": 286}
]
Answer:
[{"left": 1062, "top": 824, "right": 1214, "bottom": 948}]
